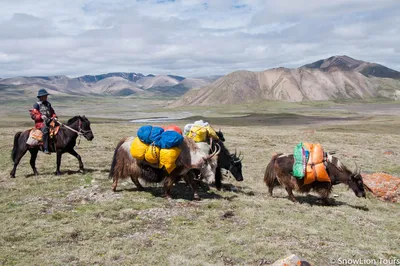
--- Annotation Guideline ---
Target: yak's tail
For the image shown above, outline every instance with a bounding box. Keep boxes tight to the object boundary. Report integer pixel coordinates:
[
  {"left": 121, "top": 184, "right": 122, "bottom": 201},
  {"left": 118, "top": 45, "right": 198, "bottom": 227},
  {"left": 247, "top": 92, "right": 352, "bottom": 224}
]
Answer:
[
  {"left": 11, "top": 132, "right": 22, "bottom": 163},
  {"left": 264, "top": 153, "right": 282, "bottom": 188},
  {"left": 109, "top": 138, "right": 127, "bottom": 179}
]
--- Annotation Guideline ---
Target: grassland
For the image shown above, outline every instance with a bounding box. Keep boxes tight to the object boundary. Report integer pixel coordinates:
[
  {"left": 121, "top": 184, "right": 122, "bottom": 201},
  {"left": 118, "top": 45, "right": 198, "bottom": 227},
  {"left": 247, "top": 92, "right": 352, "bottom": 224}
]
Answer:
[{"left": 0, "top": 98, "right": 399, "bottom": 265}]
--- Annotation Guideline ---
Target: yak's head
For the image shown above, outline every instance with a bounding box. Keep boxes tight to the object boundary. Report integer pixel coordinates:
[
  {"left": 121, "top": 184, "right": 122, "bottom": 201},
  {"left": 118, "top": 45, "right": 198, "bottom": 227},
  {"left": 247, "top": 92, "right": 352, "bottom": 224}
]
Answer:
[
  {"left": 348, "top": 166, "right": 366, "bottom": 198},
  {"left": 327, "top": 153, "right": 366, "bottom": 198},
  {"left": 229, "top": 150, "right": 244, "bottom": 181}
]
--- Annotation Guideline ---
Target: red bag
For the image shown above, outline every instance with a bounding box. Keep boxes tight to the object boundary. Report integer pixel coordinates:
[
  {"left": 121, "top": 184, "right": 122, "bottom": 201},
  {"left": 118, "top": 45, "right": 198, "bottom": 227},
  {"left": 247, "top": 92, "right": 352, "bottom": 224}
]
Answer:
[{"left": 163, "top": 125, "right": 182, "bottom": 135}]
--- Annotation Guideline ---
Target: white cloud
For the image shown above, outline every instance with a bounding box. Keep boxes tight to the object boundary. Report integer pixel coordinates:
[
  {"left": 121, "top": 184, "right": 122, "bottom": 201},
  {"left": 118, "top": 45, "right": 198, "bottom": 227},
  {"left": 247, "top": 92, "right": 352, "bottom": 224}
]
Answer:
[{"left": 0, "top": 0, "right": 399, "bottom": 78}]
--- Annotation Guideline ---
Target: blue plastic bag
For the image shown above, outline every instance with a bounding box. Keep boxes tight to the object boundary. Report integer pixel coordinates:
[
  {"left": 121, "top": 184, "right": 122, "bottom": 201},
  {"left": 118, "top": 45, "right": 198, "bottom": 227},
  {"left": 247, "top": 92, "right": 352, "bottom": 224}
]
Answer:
[{"left": 155, "top": 130, "right": 184, "bottom": 149}]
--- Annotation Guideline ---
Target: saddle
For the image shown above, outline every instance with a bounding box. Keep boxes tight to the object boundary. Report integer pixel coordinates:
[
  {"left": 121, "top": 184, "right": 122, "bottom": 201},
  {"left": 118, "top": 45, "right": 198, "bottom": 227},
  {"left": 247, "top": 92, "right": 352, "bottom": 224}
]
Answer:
[{"left": 26, "top": 121, "right": 60, "bottom": 146}]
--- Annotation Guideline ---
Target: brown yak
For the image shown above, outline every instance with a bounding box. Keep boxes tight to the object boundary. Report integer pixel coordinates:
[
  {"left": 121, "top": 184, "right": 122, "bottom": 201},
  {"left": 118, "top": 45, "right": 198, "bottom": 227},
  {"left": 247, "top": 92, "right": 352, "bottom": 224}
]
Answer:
[
  {"left": 109, "top": 136, "right": 220, "bottom": 200},
  {"left": 264, "top": 153, "right": 366, "bottom": 204}
]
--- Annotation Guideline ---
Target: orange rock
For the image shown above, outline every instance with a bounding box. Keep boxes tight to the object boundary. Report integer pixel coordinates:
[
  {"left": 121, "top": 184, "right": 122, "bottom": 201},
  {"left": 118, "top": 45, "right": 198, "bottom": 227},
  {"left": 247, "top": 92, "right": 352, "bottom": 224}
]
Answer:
[
  {"left": 383, "top": 150, "right": 396, "bottom": 155},
  {"left": 362, "top": 173, "right": 400, "bottom": 203}
]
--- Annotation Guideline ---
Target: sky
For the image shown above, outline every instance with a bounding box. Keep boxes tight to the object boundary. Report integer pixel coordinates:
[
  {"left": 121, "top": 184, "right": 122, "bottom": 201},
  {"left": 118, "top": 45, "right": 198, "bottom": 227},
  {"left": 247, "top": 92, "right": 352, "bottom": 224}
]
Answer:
[{"left": 0, "top": 0, "right": 399, "bottom": 78}]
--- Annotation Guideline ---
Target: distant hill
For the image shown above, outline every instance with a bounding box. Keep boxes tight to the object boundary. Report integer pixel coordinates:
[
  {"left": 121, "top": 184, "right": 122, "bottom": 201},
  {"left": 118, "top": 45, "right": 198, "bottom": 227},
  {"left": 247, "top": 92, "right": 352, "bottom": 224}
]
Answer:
[
  {"left": 0, "top": 72, "right": 218, "bottom": 98},
  {"left": 302, "top": 55, "right": 400, "bottom": 79},
  {"left": 171, "top": 56, "right": 400, "bottom": 106}
]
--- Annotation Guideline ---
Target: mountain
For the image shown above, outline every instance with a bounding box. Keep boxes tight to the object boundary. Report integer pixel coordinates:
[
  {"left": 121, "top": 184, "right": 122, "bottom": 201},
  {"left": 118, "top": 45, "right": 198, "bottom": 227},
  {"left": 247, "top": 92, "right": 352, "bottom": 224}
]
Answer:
[
  {"left": 302, "top": 55, "right": 400, "bottom": 79},
  {"left": 76, "top": 72, "right": 145, "bottom": 83},
  {"left": 0, "top": 72, "right": 218, "bottom": 97},
  {"left": 171, "top": 56, "right": 400, "bottom": 106}
]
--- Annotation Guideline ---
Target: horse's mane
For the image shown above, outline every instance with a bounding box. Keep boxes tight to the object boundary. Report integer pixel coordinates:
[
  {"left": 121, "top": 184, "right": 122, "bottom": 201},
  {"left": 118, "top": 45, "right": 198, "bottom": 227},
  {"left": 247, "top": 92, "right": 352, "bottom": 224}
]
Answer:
[{"left": 67, "top": 116, "right": 81, "bottom": 125}]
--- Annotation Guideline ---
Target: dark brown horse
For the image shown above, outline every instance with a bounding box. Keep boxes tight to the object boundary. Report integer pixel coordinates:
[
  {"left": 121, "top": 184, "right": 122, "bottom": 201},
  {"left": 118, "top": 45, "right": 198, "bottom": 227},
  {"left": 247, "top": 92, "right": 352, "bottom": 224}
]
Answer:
[
  {"left": 10, "top": 116, "right": 94, "bottom": 177},
  {"left": 264, "top": 153, "right": 365, "bottom": 204}
]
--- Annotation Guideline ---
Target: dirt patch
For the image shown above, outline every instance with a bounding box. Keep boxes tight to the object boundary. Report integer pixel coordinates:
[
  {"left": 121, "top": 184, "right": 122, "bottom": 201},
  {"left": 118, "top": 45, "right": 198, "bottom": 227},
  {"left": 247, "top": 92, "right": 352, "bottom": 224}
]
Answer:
[{"left": 66, "top": 184, "right": 121, "bottom": 204}]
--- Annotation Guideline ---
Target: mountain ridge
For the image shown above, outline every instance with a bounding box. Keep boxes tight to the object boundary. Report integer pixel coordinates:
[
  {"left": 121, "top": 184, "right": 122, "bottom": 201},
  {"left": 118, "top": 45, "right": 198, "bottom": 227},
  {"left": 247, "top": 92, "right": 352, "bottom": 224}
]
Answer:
[{"left": 171, "top": 55, "right": 400, "bottom": 106}]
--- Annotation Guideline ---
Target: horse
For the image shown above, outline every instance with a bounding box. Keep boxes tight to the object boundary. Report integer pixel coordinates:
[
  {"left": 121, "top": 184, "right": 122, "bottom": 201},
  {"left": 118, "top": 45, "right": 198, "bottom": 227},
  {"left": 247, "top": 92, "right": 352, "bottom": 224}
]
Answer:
[
  {"left": 264, "top": 153, "right": 366, "bottom": 204},
  {"left": 109, "top": 136, "right": 220, "bottom": 200},
  {"left": 10, "top": 115, "right": 94, "bottom": 178}
]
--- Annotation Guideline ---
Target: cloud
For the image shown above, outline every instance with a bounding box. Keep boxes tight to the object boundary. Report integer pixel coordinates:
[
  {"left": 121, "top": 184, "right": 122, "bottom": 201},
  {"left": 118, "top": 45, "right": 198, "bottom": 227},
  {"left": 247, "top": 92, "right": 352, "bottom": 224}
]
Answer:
[{"left": 0, "top": 0, "right": 399, "bottom": 78}]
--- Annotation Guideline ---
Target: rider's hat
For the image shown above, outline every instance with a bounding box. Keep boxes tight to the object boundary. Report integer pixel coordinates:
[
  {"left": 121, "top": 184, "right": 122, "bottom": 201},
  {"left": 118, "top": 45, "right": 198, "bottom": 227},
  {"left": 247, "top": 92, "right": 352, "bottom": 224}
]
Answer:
[{"left": 37, "top": 88, "right": 50, "bottom": 98}]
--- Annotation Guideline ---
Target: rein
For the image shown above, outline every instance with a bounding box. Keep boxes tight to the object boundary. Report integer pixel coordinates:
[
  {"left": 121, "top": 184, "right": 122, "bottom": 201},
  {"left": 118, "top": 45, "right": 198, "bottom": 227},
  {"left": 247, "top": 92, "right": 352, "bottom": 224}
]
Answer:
[
  {"left": 56, "top": 119, "right": 91, "bottom": 146},
  {"left": 58, "top": 122, "right": 84, "bottom": 136},
  {"left": 57, "top": 120, "right": 91, "bottom": 136}
]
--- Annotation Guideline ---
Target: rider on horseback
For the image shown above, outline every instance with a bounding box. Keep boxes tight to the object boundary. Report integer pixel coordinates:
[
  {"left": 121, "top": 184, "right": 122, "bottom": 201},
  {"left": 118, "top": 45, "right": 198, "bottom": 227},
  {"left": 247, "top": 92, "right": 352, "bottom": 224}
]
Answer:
[{"left": 30, "top": 88, "right": 58, "bottom": 154}]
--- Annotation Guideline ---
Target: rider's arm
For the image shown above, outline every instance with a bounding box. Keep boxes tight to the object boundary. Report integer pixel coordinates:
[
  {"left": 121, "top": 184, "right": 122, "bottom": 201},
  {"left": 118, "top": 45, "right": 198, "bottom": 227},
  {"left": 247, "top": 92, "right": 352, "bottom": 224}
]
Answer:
[{"left": 30, "top": 103, "right": 42, "bottom": 121}]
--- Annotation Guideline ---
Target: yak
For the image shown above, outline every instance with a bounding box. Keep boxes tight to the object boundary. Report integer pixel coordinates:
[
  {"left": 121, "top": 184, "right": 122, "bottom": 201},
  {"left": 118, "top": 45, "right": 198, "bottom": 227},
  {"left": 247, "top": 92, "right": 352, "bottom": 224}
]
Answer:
[{"left": 264, "top": 152, "right": 366, "bottom": 204}]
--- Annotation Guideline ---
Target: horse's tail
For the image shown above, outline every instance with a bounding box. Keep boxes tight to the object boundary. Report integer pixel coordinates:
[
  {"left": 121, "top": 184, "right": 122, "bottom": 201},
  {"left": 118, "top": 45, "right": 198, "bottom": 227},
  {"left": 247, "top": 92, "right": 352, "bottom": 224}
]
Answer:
[
  {"left": 264, "top": 153, "right": 282, "bottom": 188},
  {"left": 11, "top": 132, "right": 22, "bottom": 163},
  {"left": 109, "top": 138, "right": 127, "bottom": 179}
]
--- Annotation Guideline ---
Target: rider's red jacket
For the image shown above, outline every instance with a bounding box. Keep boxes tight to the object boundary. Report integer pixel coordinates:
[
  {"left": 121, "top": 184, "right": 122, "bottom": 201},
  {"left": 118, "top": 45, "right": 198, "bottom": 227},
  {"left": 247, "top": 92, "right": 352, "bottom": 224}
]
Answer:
[{"left": 30, "top": 101, "right": 57, "bottom": 129}]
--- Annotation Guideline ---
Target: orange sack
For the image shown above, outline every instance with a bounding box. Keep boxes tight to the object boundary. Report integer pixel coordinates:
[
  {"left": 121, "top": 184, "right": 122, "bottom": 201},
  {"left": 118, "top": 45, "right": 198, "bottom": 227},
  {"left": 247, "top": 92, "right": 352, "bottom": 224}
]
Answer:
[
  {"left": 303, "top": 143, "right": 330, "bottom": 185},
  {"left": 163, "top": 125, "right": 182, "bottom": 135}
]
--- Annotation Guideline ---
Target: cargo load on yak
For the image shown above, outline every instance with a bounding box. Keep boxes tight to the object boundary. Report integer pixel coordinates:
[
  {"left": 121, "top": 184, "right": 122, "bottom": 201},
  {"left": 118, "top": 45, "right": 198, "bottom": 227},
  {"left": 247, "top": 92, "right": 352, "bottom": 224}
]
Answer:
[
  {"left": 130, "top": 125, "right": 184, "bottom": 174},
  {"left": 162, "top": 124, "right": 183, "bottom": 135},
  {"left": 293, "top": 142, "right": 330, "bottom": 184},
  {"left": 185, "top": 120, "right": 219, "bottom": 142}
]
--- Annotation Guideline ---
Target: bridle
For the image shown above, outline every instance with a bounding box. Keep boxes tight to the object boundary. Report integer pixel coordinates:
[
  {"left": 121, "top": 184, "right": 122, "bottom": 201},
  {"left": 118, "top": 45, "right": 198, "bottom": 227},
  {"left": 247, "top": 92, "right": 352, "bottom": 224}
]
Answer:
[{"left": 57, "top": 118, "right": 92, "bottom": 138}]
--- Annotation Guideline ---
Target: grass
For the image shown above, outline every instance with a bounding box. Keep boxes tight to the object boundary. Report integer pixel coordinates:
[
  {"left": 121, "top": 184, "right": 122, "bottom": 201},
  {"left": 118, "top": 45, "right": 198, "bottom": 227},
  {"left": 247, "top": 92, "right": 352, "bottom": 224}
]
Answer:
[{"left": 0, "top": 99, "right": 399, "bottom": 265}]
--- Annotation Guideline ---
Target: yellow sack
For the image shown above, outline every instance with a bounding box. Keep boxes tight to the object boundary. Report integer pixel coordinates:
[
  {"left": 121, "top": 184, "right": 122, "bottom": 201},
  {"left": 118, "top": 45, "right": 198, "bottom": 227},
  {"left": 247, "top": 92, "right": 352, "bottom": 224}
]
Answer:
[
  {"left": 159, "top": 147, "right": 181, "bottom": 174},
  {"left": 188, "top": 125, "right": 208, "bottom": 142},
  {"left": 145, "top": 144, "right": 160, "bottom": 165},
  {"left": 205, "top": 125, "right": 219, "bottom": 140},
  {"left": 130, "top": 137, "right": 149, "bottom": 160}
]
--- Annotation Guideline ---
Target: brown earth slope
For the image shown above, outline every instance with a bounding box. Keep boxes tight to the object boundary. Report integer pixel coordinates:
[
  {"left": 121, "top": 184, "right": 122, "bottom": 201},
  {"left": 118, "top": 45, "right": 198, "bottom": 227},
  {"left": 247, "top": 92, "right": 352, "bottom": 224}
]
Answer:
[{"left": 171, "top": 67, "right": 400, "bottom": 106}]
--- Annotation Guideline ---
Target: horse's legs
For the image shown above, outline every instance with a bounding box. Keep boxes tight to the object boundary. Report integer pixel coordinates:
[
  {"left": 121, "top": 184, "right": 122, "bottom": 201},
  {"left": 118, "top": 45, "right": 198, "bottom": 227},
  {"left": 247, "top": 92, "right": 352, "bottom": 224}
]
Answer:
[
  {"left": 131, "top": 175, "right": 145, "bottom": 191},
  {"left": 10, "top": 148, "right": 28, "bottom": 178},
  {"left": 29, "top": 149, "right": 39, "bottom": 176},
  {"left": 67, "top": 148, "right": 84, "bottom": 172},
  {"left": 184, "top": 172, "right": 200, "bottom": 200},
  {"left": 56, "top": 151, "right": 63, "bottom": 175}
]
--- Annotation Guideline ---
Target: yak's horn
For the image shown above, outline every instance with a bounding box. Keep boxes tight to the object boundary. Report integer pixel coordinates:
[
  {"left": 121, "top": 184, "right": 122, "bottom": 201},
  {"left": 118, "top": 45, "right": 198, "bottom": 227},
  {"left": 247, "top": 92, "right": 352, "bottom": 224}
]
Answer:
[{"left": 205, "top": 143, "right": 220, "bottom": 160}]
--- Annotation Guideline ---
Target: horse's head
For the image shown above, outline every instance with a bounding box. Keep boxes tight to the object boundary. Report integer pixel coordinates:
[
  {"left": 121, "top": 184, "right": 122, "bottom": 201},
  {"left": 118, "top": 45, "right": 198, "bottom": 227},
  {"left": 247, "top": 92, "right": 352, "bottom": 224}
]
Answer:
[
  {"left": 68, "top": 115, "right": 94, "bottom": 141},
  {"left": 229, "top": 150, "right": 244, "bottom": 181},
  {"left": 79, "top": 115, "right": 94, "bottom": 141},
  {"left": 348, "top": 166, "right": 366, "bottom": 198}
]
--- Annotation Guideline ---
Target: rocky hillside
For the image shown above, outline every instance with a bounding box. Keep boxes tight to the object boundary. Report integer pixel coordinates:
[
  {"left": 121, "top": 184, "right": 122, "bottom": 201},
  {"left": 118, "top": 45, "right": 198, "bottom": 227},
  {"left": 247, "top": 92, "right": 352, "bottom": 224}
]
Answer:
[
  {"left": 302, "top": 55, "right": 400, "bottom": 79},
  {"left": 171, "top": 56, "right": 400, "bottom": 106}
]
